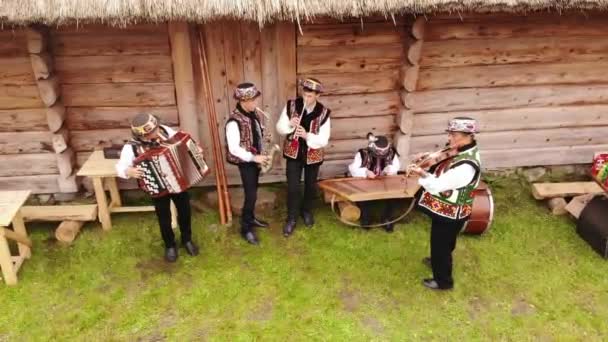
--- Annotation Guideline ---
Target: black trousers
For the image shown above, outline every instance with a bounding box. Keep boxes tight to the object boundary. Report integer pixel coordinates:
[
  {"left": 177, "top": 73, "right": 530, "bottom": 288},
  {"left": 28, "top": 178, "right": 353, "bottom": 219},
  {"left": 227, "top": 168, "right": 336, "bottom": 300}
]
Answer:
[
  {"left": 430, "top": 217, "right": 465, "bottom": 287},
  {"left": 238, "top": 162, "right": 260, "bottom": 234},
  {"left": 358, "top": 199, "right": 398, "bottom": 224},
  {"left": 286, "top": 158, "right": 320, "bottom": 220},
  {"left": 152, "top": 191, "right": 192, "bottom": 248}
]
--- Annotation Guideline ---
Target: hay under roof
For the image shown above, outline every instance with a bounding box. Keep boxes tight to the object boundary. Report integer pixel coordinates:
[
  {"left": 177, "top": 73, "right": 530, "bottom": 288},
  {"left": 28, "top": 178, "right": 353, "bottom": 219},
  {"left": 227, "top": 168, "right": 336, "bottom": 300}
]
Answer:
[{"left": 1, "top": 0, "right": 608, "bottom": 25}]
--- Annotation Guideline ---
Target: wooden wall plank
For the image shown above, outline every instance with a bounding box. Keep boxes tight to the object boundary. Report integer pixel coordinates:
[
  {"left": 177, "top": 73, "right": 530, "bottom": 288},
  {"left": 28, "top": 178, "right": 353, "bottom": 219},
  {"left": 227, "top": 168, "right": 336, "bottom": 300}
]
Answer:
[
  {"left": 420, "top": 36, "right": 608, "bottom": 68},
  {"left": 323, "top": 91, "right": 400, "bottom": 118},
  {"left": 0, "top": 85, "right": 44, "bottom": 109},
  {"left": 0, "top": 174, "right": 59, "bottom": 194},
  {"left": 410, "top": 126, "right": 608, "bottom": 152},
  {"left": 0, "top": 154, "right": 58, "bottom": 176},
  {"left": 277, "top": 22, "right": 297, "bottom": 106},
  {"left": 260, "top": 23, "right": 282, "bottom": 147},
  {"left": 222, "top": 20, "right": 245, "bottom": 114},
  {"left": 405, "top": 84, "right": 608, "bottom": 113},
  {"left": 0, "top": 57, "right": 36, "bottom": 85},
  {"left": 483, "top": 144, "right": 608, "bottom": 169},
  {"left": 70, "top": 128, "right": 132, "bottom": 152},
  {"left": 0, "top": 131, "right": 53, "bottom": 154},
  {"left": 0, "top": 108, "right": 48, "bottom": 132},
  {"left": 298, "top": 23, "right": 405, "bottom": 47},
  {"left": 298, "top": 44, "right": 404, "bottom": 74},
  {"left": 304, "top": 70, "right": 400, "bottom": 95},
  {"left": 62, "top": 83, "right": 176, "bottom": 107},
  {"left": 0, "top": 31, "right": 28, "bottom": 56},
  {"left": 52, "top": 33, "right": 171, "bottom": 56},
  {"left": 54, "top": 23, "right": 168, "bottom": 34},
  {"left": 54, "top": 56, "right": 173, "bottom": 83},
  {"left": 241, "top": 22, "right": 263, "bottom": 95},
  {"left": 65, "top": 106, "right": 179, "bottom": 130},
  {"left": 332, "top": 115, "right": 397, "bottom": 140},
  {"left": 418, "top": 61, "right": 608, "bottom": 90},
  {"left": 412, "top": 105, "right": 608, "bottom": 136}
]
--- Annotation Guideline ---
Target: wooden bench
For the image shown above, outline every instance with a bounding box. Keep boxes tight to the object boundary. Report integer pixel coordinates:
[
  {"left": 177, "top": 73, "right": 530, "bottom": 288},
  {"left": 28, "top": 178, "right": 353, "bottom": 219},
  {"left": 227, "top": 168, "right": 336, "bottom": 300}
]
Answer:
[
  {"left": 20, "top": 205, "right": 98, "bottom": 243},
  {"left": 0, "top": 191, "right": 32, "bottom": 285}
]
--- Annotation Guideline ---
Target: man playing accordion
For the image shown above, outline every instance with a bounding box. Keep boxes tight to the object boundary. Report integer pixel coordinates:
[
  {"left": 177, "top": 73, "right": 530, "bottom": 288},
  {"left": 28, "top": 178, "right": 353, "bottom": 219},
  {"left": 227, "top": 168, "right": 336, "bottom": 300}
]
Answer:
[{"left": 115, "top": 113, "right": 203, "bottom": 263}]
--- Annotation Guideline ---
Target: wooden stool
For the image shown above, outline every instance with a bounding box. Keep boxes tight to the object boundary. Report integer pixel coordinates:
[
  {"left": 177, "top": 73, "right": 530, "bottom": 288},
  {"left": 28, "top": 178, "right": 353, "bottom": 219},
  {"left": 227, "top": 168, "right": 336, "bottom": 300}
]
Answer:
[{"left": 0, "top": 191, "right": 32, "bottom": 285}]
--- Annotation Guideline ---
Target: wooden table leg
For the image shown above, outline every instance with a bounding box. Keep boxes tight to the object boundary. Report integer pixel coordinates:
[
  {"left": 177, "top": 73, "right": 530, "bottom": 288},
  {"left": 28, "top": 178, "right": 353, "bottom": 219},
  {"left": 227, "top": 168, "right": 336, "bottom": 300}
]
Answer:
[
  {"left": 170, "top": 201, "right": 178, "bottom": 230},
  {"left": 11, "top": 211, "right": 30, "bottom": 259},
  {"left": 106, "top": 177, "right": 122, "bottom": 208},
  {"left": 0, "top": 232, "right": 16, "bottom": 285},
  {"left": 93, "top": 177, "right": 112, "bottom": 231}
]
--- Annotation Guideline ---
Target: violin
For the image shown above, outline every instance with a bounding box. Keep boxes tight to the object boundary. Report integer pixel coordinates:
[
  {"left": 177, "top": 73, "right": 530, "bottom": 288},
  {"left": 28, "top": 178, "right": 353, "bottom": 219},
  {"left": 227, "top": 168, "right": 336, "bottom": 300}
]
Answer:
[{"left": 405, "top": 145, "right": 459, "bottom": 177}]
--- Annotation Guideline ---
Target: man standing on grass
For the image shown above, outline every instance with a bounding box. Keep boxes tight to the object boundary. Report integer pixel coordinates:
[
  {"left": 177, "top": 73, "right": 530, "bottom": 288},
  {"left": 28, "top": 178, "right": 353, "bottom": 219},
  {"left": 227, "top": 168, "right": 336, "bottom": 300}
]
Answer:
[{"left": 409, "top": 117, "right": 481, "bottom": 290}]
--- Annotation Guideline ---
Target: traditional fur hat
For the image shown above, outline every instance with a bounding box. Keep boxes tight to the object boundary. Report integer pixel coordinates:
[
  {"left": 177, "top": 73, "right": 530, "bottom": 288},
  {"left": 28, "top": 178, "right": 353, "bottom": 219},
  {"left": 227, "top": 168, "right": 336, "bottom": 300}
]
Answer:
[{"left": 234, "top": 82, "right": 261, "bottom": 101}]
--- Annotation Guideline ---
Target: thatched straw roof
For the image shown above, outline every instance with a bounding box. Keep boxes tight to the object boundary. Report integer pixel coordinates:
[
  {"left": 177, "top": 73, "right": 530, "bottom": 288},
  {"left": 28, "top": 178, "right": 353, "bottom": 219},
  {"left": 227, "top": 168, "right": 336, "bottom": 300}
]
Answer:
[{"left": 1, "top": 0, "right": 608, "bottom": 25}]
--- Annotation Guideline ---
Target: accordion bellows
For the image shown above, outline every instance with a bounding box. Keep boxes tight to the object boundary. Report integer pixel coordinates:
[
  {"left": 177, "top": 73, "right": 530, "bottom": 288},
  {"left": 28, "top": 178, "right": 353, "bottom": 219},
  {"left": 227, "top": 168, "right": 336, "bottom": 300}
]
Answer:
[{"left": 133, "top": 131, "right": 210, "bottom": 197}]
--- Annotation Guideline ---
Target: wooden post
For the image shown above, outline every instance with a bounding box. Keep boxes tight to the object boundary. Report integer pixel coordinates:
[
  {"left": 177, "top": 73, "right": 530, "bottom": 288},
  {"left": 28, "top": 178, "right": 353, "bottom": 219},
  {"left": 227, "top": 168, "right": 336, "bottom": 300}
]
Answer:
[
  {"left": 338, "top": 201, "right": 361, "bottom": 222},
  {"left": 0, "top": 233, "right": 17, "bottom": 285},
  {"left": 92, "top": 177, "right": 111, "bottom": 231},
  {"left": 55, "top": 221, "right": 84, "bottom": 244},
  {"left": 168, "top": 22, "right": 200, "bottom": 142},
  {"left": 11, "top": 212, "right": 31, "bottom": 258}
]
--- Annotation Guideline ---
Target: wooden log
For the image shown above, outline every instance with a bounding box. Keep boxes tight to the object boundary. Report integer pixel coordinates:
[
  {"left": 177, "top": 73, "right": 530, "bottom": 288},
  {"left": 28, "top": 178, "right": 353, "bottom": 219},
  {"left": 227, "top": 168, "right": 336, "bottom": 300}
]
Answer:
[
  {"left": 401, "top": 65, "right": 419, "bottom": 92},
  {"left": 0, "top": 84, "right": 44, "bottom": 109},
  {"left": 412, "top": 105, "right": 608, "bottom": 136},
  {"left": 0, "top": 153, "right": 58, "bottom": 177},
  {"left": 322, "top": 91, "right": 401, "bottom": 118},
  {"left": 394, "top": 131, "right": 412, "bottom": 167},
  {"left": 70, "top": 127, "right": 174, "bottom": 152},
  {"left": 56, "top": 148, "right": 75, "bottom": 177},
  {"left": 46, "top": 103, "right": 66, "bottom": 133},
  {"left": 338, "top": 201, "right": 361, "bottom": 221},
  {"left": 51, "top": 33, "right": 171, "bottom": 56},
  {"left": 277, "top": 22, "right": 298, "bottom": 101},
  {"left": 0, "top": 174, "right": 59, "bottom": 194},
  {"left": 62, "top": 83, "right": 176, "bottom": 107},
  {"left": 0, "top": 31, "right": 28, "bottom": 57},
  {"left": 298, "top": 22, "right": 405, "bottom": 47},
  {"left": 420, "top": 36, "right": 608, "bottom": 68},
  {"left": 0, "top": 228, "right": 32, "bottom": 248},
  {"left": 407, "top": 40, "right": 423, "bottom": 65},
  {"left": 398, "top": 108, "right": 414, "bottom": 134},
  {"left": 404, "top": 84, "right": 608, "bottom": 114},
  {"left": 54, "top": 55, "right": 173, "bottom": 84},
  {"left": 66, "top": 106, "right": 179, "bottom": 130},
  {"left": 0, "top": 57, "right": 36, "bottom": 85},
  {"left": 55, "top": 221, "right": 84, "bottom": 244},
  {"left": 52, "top": 128, "right": 70, "bottom": 153},
  {"left": 37, "top": 75, "right": 60, "bottom": 107},
  {"left": 318, "top": 159, "right": 350, "bottom": 179},
  {"left": 411, "top": 126, "right": 608, "bottom": 153},
  {"left": 532, "top": 182, "right": 604, "bottom": 200},
  {"left": 481, "top": 144, "right": 608, "bottom": 169},
  {"left": 0, "top": 108, "right": 48, "bottom": 132},
  {"left": 57, "top": 174, "right": 79, "bottom": 193},
  {"left": 325, "top": 138, "right": 369, "bottom": 156},
  {"left": 418, "top": 61, "right": 608, "bottom": 91},
  {"left": 547, "top": 197, "right": 568, "bottom": 215},
  {"left": 168, "top": 22, "right": 200, "bottom": 142},
  {"left": 301, "top": 70, "right": 400, "bottom": 96},
  {"left": 0, "top": 131, "right": 53, "bottom": 154},
  {"left": 565, "top": 194, "right": 597, "bottom": 219},
  {"left": 21, "top": 204, "right": 98, "bottom": 222},
  {"left": 25, "top": 26, "right": 48, "bottom": 54},
  {"left": 332, "top": 115, "right": 397, "bottom": 140},
  {"left": 29, "top": 53, "right": 53, "bottom": 80},
  {"left": 412, "top": 17, "right": 427, "bottom": 40},
  {"left": 297, "top": 44, "right": 404, "bottom": 74}
]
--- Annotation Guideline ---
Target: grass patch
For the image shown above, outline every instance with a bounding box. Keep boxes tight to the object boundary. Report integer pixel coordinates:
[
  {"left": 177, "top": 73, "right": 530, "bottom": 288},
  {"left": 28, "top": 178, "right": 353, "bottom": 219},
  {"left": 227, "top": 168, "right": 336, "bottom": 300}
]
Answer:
[{"left": 1, "top": 176, "right": 607, "bottom": 340}]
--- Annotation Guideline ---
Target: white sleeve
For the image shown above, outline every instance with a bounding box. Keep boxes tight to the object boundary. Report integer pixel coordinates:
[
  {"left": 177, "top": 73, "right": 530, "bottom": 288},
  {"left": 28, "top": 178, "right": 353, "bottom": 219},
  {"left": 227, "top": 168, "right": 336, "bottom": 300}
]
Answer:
[
  {"left": 226, "top": 121, "right": 254, "bottom": 162},
  {"left": 115, "top": 144, "right": 135, "bottom": 179},
  {"left": 276, "top": 105, "right": 295, "bottom": 136},
  {"left": 306, "top": 118, "right": 331, "bottom": 149},
  {"left": 418, "top": 163, "right": 476, "bottom": 195},
  {"left": 162, "top": 125, "right": 178, "bottom": 138},
  {"left": 383, "top": 155, "right": 401, "bottom": 175},
  {"left": 348, "top": 152, "right": 368, "bottom": 178}
]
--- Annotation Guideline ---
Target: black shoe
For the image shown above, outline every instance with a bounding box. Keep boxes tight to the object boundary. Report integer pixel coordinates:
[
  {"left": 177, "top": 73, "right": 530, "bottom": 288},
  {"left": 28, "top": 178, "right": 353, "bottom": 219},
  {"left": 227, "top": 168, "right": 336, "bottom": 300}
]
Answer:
[
  {"left": 242, "top": 231, "right": 259, "bottom": 245},
  {"left": 283, "top": 220, "right": 296, "bottom": 237},
  {"left": 422, "top": 257, "right": 432, "bottom": 269},
  {"left": 301, "top": 211, "right": 314, "bottom": 228},
  {"left": 183, "top": 241, "right": 199, "bottom": 256},
  {"left": 422, "top": 278, "right": 453, "bottom": 290},
  {"left": 383, "top": 221, "right": 394, "bottom": 233},
  {"left": 251, "top": 217, "right": 269, "bottom": 228},
  {"left": 165, "top": 247, "right": 178, "bottom": 263}
]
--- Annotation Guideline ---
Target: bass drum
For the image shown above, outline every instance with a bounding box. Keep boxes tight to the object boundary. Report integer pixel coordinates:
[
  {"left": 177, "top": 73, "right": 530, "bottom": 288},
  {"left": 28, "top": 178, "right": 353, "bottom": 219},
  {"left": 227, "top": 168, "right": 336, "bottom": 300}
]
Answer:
[{"left": 462, "top": 181, "right": 494, "bottom": 235}]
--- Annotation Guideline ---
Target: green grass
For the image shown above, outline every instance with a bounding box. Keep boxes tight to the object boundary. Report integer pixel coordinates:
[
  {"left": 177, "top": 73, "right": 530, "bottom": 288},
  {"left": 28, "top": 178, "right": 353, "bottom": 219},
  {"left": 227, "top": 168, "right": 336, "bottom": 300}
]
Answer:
[{"left": 1, "top": 176, "right": 608, "bottom": 341}]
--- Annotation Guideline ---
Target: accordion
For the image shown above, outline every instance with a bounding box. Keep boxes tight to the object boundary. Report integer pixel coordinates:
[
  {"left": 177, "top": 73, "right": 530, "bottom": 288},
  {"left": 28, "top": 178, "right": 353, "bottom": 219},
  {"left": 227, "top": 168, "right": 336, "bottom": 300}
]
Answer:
[
  {"left": 133, "top": 131, "right": 210, "bottom": 197},
  {"left": 591, "top": 152, "right": 608, "bottom": 192}
]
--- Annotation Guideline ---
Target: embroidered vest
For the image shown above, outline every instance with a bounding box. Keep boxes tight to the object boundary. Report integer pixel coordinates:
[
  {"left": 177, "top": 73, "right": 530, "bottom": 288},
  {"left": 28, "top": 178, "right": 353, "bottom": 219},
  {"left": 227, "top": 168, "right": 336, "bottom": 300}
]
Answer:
[
  {"left": 359, "top": 148, "right": 397, "bottom": 176},
  {"left": 282, "top": 98, "right": 330, "bottom": 165},
  {"left": 417, "top": 145, "right": 481, "bottom": 221},
  {"left": 225, "top": 108, "right": 263, "bottom": 164}
]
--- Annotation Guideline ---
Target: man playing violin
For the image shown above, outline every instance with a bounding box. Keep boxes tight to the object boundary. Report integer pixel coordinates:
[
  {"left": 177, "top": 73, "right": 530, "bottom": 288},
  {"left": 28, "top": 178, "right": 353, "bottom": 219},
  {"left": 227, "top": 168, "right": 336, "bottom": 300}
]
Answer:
[
  {"left": 348, "top": 133, "right": 400, "bottom": 232},
  {"left": 408, "top": 117, "right": 481, "bottom": 290}
]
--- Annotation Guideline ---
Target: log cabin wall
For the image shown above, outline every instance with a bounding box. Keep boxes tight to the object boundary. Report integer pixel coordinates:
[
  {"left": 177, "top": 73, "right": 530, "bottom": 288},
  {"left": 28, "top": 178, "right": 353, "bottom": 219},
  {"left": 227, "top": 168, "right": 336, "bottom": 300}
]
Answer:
[
  {"left": 405, "top": 13, "right": 608, "bottom": 169},
  {"left": 297, "top": 19, "right": 406, "bottom": 178}
]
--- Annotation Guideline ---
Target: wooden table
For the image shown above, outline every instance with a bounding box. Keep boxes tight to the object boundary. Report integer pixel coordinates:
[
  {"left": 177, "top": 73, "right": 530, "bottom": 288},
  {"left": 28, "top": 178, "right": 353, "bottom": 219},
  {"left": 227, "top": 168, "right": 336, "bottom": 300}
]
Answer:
[
  {"left": 77, "top": 150, "right": 176, "bottom": 231},
  {"left": 0, "top": 191, "right": 32, "bottom": 285}
]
